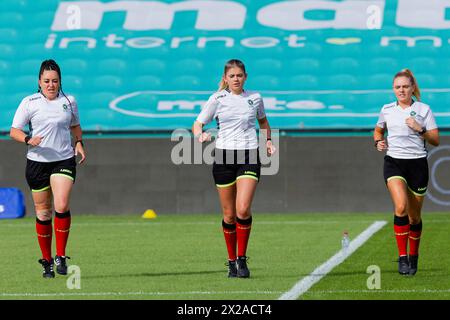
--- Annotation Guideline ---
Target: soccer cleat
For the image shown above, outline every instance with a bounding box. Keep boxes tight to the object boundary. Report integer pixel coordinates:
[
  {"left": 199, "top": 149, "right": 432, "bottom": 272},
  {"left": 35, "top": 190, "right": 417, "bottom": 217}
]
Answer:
[
  {"left": 226, "top": 260, "right": 237, "bottom": 278},
  {"left": 54, "top": 255, "right": 70, "bottom": 275},
  {"left": 236, "top": 256, "right": 250, "bottom": 278},
  {"left": 38, "top": 258, "right": 55, "bottom": 278},
  {"left": 398, "top": 255, "right": 409, "bottom": 275},
  {"left": 409, "top": 255, "right": 418, "bottom": 276}
]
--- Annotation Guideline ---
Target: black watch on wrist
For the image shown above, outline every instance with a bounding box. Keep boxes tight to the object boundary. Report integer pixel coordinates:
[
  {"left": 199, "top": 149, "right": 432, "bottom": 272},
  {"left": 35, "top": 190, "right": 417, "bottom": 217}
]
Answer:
[
  {"left": 24, "top": 135, "right": 31, "bottom": 145},
  {"left": 419, "top": 128, "right": 426, "bottom": 135}
]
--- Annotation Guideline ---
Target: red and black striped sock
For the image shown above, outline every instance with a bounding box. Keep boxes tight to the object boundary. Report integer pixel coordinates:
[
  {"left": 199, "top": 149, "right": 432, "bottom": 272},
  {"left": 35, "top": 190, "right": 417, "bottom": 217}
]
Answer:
[
  {"left": 409, "top": 220, "right": 422, "bottom": 256},
  {"left": 236, "top": 216, "right": 252, "bottom": 257},
  {"left": 394, "top": 215, "right": 410, "bottom": 257},
  {"left": 36, "top": 218, "right": 52, "bottom": 262},
  {"left": 222, "top": 220, "right": 237, "bottom": 261},
  {"left": 54, "top": 211, "right": 71, "bottom": 257}
]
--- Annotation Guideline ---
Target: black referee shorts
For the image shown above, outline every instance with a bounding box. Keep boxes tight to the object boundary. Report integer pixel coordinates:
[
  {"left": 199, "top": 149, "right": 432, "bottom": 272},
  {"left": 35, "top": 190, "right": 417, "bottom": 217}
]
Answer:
[
  {"left": 212, "top": 149, "right": 261, "bottom": 188},
  {"left": 26, "top": 156, "right": 77, "bottom": 192},
  {"left": 383, "top": 155, "right": 429, "bottom": 196}
]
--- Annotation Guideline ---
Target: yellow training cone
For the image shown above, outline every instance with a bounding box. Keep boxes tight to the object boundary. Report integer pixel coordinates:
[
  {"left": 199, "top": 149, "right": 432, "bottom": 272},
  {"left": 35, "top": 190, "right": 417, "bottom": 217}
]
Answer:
[{"left": 142, "top": 209, "right": 157, "bottom": 219}]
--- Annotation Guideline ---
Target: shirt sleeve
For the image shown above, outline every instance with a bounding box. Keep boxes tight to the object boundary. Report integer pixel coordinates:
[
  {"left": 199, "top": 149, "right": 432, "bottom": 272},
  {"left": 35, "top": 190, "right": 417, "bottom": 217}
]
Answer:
[
  {"left": 256, "top": 93, "right": 266, "bottom": 120},
  {"left": 376, "top": 109, "right": 386, "bottom": 129},
  {"left": 423, "top": 107, "right": 438, "bottom": 131},
  {"left": 69, "top": 96, "right": 80, "bottom": 127},
  {"left": 196, "top": 94, "right": 219, "bottom": 125},
  {"left": 11, "top": 98, "right": 30, "bottom": 130}
]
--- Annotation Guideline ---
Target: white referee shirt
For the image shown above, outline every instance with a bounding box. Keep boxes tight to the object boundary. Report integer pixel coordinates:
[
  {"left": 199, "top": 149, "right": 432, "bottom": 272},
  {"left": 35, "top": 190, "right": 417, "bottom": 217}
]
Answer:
[
  {"left": 196, "top": 89, "right": 266, "bottom": 150},
  {"left": 376, "top": 101, "right": 437, "bottom": 159},
  {"left": 11, "top": 92, "right": 80, "bottom": 162}
]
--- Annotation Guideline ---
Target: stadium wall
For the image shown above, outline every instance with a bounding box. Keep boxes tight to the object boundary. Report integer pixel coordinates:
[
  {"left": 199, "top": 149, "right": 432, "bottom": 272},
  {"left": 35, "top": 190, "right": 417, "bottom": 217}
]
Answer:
[{"left": 1, "top": 136, "right": 449, "bottom": 216}]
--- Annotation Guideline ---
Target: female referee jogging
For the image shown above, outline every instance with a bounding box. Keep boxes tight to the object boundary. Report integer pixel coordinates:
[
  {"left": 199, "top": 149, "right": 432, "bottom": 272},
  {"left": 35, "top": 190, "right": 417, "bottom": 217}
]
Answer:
[
  {"left": 192, "top": 59, "right": 276, "bottom": 278},
  {"left": 10, "top": 59, "right": 86, "bottom": 278},
  {"left": 374, "top": 68, "right": 439, "bottom": 276}
]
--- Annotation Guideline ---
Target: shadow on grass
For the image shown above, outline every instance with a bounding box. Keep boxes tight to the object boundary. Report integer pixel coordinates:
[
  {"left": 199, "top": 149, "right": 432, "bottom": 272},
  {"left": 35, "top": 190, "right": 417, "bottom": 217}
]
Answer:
[{"left": 82, "top": 269, "right": 226, "bottom": 279}]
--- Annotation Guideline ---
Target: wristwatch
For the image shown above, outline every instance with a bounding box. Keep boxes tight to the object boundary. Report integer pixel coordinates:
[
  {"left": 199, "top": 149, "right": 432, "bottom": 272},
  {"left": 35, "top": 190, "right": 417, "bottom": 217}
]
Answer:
[{"left": 418, "top": 128, "right": 426, "bottom": 135}]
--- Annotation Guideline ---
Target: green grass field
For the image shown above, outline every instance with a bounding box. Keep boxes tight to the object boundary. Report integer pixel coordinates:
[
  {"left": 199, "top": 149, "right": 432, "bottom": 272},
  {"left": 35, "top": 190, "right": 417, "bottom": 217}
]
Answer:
[{"left": 0, "top": 213, "right": 449, "bottom": 300}]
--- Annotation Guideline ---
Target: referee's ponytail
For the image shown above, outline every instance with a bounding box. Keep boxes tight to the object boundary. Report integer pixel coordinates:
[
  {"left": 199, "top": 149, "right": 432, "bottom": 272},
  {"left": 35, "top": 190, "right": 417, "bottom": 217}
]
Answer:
[
  {"left": 218, "top": 59, "right": 247, "bottom": 91},
  {"left": 394, "top": 68, "right": 421, "bottom": 101}
]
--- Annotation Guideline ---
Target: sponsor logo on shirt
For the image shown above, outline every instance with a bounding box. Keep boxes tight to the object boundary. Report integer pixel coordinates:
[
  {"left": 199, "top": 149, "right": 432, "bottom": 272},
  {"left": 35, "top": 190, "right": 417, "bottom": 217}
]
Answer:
[{"left": 410, "top": 111, "right": 416, "bottom": 116}]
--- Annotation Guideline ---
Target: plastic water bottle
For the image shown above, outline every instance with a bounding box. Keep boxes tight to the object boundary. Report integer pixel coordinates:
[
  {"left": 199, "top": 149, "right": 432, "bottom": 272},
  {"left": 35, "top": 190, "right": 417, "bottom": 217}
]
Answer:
[{"left": 341, "top": 231, "right": 350, "bottom": 251}]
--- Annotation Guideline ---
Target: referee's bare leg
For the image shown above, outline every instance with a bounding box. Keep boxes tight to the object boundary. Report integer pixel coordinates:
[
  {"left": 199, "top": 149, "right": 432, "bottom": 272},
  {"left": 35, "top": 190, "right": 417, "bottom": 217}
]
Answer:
[
  {"left": 236, "top": 178, "right": 258, "bottom": 221},
  {"left": 50, "top": 175, "right": 73, "bottom": 275},
  {"left": 387, "top": 179, "right": 408, "bottom": 218},
  {"left": 33, "top": 189, "right": 54, "bottom": 276},
  {"left": 235, "top": 178, "right": 258, "bottom": 278},
  {"left": 217, "top": 184, "right": 237, "bottom": 224},
  {"left": 406, "top": 190, "right": 424, "bottom": 225},
  {"left": 406, "top": 190, "right": 424, "bottom": 275},
  {"left": 33, "top": 190, "right": 53, "bottom": 222},
  {"left": 50, "top": 175, "right": 73, "bottom": 213},
  {"left": 217, "top": 184, "right": 238, "bottom": 277}
]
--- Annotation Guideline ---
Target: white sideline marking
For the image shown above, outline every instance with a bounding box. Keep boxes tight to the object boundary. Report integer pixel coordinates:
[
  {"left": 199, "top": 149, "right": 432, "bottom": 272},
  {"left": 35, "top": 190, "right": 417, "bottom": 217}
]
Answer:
[
  {"left": 0, "top": 290, "right": 281, "bottom": 298},
  {"left": 278, "top": 220, "right": 387, "bottom": 300}
]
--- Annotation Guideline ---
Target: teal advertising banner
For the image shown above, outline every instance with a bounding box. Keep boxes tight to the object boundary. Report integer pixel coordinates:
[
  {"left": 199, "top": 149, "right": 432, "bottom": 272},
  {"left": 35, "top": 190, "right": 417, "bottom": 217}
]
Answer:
[{"left": 1, "top": 0, "right": 450, "bottom": 132}]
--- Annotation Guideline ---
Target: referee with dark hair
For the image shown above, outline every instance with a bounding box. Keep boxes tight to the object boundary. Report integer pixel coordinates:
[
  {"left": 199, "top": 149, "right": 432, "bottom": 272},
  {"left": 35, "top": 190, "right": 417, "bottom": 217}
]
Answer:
[
  {"left": 10, "top": 59, "right": 86, "bottom": 278},
  {"left": 374, "top": 69, "right": 439, "bottom": 276}
]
